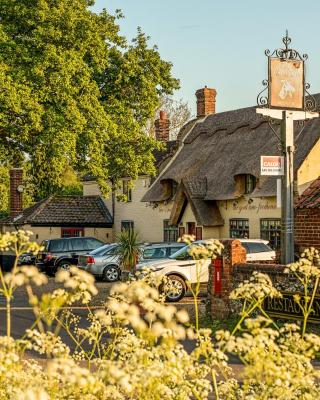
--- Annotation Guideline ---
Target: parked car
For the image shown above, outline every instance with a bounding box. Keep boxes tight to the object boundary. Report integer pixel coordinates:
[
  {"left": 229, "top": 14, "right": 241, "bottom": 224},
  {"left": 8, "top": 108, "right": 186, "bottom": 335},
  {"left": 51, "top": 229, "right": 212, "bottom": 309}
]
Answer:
[
  {"left": 136, "top": 239, "right": 276, "bottom": 302},
  {"left": 78, "top": 242, "right": 186, "bottom": 282},
  {"left": 36, "top": 237, "right": 105, "bottom": 275},
  {"left": 78, "top": 243, "right": 121, "bottom": 282},
  {"left": 238, "top": 239, "right": 276, "bottom": 262},
  {"left": 18, "top": 253, "right": 36, "bottom": 266}
]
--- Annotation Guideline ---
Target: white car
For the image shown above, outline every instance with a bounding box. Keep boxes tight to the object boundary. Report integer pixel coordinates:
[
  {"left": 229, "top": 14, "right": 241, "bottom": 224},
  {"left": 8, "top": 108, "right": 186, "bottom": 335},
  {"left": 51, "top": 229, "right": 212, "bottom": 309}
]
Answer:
[
  {"left": 238, "top": 239, "right": 276, "bottom": 262},
  {"left": 136, "top": 239, "right": 275, "bottom": 302}
]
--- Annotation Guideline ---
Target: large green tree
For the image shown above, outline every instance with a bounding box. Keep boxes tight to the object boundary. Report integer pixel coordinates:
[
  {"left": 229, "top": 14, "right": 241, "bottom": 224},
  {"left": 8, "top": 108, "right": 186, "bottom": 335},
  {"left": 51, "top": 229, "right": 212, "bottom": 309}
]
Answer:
[{"left": 0, "top": 1, "right": 179, "bottom": 200}]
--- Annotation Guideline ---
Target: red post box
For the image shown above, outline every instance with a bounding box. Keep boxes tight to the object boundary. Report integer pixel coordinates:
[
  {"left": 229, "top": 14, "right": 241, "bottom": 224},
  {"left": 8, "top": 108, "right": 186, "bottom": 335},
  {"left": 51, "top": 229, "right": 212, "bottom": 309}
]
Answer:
[{"left": 213, "top": 258, "right": 222, "bottom": 295}]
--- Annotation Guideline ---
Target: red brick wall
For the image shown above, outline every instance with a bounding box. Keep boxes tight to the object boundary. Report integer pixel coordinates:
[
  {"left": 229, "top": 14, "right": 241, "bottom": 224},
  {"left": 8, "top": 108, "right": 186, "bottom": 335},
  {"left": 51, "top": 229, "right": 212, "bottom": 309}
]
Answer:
[
  {"left": 9, "top": 168, "right": 23, "bottom": 218},
  {"left": 208, "top": 240, "right": 246, "bottom": 319},
  {"left": 295, "top": 209, "right": 320, "bottom": 250}
]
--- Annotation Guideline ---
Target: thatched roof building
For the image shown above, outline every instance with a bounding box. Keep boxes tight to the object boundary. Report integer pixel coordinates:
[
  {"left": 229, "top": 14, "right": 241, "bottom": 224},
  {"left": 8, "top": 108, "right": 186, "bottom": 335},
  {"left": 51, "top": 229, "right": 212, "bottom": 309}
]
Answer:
[{"left": 142, "top": 93, "right": 320, "bottom": 231}]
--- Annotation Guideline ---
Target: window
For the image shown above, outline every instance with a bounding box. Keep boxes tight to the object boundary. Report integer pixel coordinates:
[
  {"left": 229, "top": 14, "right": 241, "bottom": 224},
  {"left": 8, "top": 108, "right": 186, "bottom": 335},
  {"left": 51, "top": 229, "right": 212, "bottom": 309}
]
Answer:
[
  {"left": 168, "top": 247, "right": 184, "bottom": 256},
  {"left": 122, "top": 180, "right": 132, "bottom": 202},
  {"left": 48, "top": 239, "right": 70, "bottom": 252},
  {"left": 260, "top": 219, "right": 281, "bottom": 250},
  {"left": 230, "top": 219, "right": 249, "bottom": 238},
  {"left": 196, "top": 226, "right": 203, "bottom": 241},
  {"left": 121, "top": 220, "right": 134, "bottom": 231},
  {"left": 178, "top": 226, "right": 185, "bottom": 238},
  {"left": 143, "top": 247, "right": 167, "bottom": 259},
  {"left": 61, "top": 228, "right": 84, "bottom": 238},
  {"left": 245, "top": 175, "right": 256, "bottom": 195},
  {"left": 244, "top": 242, "right": 273, "bottom": 254},
  {"left": 163, "top": 220, "right": 178, "bottom": 242},
  {"left": 70, "top": 238, "right": 85, "bottom": 251},
  {"left": 83, "top": 238, "right": 104, "bottom": 250}
]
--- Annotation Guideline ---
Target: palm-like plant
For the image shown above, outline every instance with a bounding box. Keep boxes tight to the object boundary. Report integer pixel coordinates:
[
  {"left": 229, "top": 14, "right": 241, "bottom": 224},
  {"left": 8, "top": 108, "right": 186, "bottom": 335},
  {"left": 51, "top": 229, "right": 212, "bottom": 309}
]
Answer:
[{"left": 115, "top": 229, "right": 142, "bottom": 275}]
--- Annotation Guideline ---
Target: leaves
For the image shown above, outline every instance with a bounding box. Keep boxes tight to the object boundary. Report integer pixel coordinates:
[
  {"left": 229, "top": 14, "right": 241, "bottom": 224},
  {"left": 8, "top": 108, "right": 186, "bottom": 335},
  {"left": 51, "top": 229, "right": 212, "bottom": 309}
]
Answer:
[{"left": 0, "top": 1, "right": 179, "bottom": 201}]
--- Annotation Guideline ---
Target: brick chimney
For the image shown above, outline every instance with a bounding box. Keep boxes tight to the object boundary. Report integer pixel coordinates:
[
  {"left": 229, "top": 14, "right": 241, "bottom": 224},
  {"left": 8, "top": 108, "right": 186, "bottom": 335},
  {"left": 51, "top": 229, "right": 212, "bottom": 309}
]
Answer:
[
  {"left": 195, "top": 86, "right": 217, "bottom": 117},
  {"left": 9, "top": 168, "right": 23, "bottom": 218},
  {"left": 154, "top": 110, "right": 170, "bottom": 141}
]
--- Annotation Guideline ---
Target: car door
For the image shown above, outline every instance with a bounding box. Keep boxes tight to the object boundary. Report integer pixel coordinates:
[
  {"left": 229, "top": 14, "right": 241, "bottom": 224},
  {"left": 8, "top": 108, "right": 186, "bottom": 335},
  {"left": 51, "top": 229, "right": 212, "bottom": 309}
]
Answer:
[{"left": 180, "top": 252, "right": 211, "bottom": 283}]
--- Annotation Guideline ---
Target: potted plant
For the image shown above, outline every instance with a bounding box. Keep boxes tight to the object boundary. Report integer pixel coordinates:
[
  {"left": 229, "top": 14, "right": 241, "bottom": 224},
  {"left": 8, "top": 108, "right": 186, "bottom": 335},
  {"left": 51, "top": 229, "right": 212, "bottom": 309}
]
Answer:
[{"left": 114, "top": 229, "right": 142, "bottom": 281}]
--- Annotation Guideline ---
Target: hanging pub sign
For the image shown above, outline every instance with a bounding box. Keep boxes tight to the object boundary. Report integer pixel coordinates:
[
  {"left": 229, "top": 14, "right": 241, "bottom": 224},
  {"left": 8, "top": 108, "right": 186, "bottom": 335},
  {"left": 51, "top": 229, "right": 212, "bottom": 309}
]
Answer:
[{"left": 269, "top": 58, "right": 304, "bottom": 110}]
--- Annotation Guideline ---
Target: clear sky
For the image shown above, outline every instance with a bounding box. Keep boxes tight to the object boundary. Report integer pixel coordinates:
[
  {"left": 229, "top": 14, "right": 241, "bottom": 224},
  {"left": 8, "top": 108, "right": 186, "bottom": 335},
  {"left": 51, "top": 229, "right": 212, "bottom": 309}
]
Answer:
[{"left": 92, "top": 0, "right": 320, "bottom": 116}]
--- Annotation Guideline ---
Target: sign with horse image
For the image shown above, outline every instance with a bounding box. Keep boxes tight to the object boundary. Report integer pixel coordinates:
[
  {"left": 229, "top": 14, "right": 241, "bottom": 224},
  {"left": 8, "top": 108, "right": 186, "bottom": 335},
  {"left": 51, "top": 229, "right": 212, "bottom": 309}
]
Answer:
[{"left": 269, "top": 58, "right": 304, "bottom": 110}]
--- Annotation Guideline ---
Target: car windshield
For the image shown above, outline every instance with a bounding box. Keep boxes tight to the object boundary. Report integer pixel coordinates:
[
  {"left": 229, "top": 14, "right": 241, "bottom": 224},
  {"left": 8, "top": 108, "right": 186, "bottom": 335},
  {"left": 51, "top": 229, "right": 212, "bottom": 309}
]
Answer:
[{"left": 90, "top": 244, "right": 117, "bottom": 256}]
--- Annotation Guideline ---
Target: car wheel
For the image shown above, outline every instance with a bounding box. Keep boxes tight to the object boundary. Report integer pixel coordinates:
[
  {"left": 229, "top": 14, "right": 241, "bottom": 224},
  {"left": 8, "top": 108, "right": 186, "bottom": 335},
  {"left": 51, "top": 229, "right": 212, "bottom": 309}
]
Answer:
[
  {"left": 57, "top": 261, "right": 71, "bottom": 272},
  {"left": 103, "top": 265, "right": 120, "bottom": 282},
  {"left": 165, "top": 275, "right": 186, "bottom": 302}
]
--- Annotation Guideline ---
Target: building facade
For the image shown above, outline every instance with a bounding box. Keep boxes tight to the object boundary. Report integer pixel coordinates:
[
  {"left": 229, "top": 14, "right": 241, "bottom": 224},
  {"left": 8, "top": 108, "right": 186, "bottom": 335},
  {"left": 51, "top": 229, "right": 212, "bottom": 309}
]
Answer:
[{"left": 142, "top": 88, "right": 320, "bottom": 249}]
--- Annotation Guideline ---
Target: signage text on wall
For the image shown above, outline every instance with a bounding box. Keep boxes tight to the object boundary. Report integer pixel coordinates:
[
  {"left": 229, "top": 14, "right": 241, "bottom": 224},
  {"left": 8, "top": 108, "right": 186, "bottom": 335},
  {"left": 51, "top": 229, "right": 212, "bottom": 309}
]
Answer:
[{"left": 264, "top": 292, "right": 320, "bottom": 324}]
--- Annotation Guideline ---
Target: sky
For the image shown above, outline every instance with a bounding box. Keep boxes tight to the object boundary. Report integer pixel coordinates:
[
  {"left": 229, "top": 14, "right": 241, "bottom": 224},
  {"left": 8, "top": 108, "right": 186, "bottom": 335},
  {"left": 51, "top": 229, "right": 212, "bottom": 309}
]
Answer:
[{"left": 92, "top": 0, "right": 320, "bottom": 116}]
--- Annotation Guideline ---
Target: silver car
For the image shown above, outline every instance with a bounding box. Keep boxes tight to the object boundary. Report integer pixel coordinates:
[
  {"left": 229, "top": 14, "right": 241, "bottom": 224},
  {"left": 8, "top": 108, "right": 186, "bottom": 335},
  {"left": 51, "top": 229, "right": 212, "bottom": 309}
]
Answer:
[{"left": 78, "top": 244, "right": 120, "bottom": 282}]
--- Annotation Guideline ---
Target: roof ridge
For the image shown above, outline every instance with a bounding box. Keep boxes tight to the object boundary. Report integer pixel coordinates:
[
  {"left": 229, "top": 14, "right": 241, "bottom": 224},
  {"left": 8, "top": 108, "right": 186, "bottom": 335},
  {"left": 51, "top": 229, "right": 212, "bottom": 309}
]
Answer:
[{"left": 27, "top": 196, "right": 53, "bottom": 223}]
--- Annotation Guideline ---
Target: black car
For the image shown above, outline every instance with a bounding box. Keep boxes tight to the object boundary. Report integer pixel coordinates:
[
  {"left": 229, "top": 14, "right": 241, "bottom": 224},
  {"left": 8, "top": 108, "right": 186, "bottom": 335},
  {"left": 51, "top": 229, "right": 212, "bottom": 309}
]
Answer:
[{"left": 36, "top": 237, "right": 104, "bottom": 275}]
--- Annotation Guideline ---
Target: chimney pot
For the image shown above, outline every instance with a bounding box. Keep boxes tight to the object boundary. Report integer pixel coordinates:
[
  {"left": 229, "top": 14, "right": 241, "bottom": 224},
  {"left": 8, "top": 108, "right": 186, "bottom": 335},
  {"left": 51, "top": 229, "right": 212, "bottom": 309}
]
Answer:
[
  {"left": 195, "top": 87, "right": 217, "bottom": 118},
  {"left": 159, "top": 110, "right": 167, "bottom": 120},
  {"left": 9, "top": 168, "right": 23, "bottom": 218},
  {"left": 155, "top": 110, "right": 170, "bottom": 141}
]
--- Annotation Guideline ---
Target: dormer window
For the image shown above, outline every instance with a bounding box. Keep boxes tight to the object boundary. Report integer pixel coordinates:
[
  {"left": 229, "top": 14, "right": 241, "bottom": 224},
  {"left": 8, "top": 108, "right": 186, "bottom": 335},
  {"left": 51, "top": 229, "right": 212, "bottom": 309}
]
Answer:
[{"left": 244, "top": 175, "right": 256, "bottom": 195}]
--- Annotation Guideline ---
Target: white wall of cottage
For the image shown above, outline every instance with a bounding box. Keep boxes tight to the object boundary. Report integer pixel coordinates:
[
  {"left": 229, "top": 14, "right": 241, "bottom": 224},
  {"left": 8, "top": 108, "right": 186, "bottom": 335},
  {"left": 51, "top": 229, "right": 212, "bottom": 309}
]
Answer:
[{"left": 83, "top": 178, "right": 172, "bottom": 243}]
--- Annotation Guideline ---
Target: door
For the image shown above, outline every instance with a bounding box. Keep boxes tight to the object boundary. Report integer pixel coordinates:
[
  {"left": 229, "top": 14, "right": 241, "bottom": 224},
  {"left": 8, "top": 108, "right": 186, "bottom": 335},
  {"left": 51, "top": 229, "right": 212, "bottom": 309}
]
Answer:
[{"left": 187, "top": 222, "right": 196, "bottom": 236}]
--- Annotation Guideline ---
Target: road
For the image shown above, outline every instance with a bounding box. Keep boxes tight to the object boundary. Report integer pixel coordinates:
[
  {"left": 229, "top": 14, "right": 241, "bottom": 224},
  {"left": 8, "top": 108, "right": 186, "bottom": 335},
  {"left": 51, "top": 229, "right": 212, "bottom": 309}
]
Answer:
[{"left": 0, "top": 278, "right": 200, "bottom": 354}]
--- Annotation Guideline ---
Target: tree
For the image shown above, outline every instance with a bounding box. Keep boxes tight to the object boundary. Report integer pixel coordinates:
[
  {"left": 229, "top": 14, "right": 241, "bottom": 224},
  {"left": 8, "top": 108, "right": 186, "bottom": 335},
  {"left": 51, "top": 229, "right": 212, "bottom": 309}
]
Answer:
[
  {"left": 147, "top": 96, "right": 192, "bottom": 140},
  {"left": 0, "top": 1, "right": 179, "bottom": 200}
]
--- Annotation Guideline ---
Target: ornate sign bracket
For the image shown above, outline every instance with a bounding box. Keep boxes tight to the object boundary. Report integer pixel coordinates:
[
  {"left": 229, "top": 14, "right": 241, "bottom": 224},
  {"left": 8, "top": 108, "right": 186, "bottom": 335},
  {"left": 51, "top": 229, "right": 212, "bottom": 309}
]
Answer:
[{"left": 257, "top": 31, "right": 317, "bottom": 147}]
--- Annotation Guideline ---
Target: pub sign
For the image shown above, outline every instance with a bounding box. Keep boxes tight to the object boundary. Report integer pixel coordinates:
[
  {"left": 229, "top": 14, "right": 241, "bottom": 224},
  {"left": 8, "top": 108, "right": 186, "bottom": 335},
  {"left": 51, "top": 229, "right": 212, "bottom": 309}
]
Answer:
[{"left": 269, "top": 58, "right": 304, "bottom": 110}]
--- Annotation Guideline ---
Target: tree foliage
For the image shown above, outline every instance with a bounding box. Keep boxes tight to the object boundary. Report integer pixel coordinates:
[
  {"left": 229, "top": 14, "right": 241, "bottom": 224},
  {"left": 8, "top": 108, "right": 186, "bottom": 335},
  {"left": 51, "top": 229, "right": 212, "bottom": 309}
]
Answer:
[
  {"left": 0, "top": 1, "right": 179, "bottom": 200},
  {"left": 147, "top": 96, "right": 192, "bottom": 140}
]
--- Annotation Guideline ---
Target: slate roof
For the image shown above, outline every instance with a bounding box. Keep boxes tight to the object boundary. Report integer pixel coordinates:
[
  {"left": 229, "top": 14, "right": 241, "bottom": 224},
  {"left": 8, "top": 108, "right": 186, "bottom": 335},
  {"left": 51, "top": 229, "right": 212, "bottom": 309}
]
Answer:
[
  {"left": 143, "top": 95, "right": 320, "bottom": 203},
  {"left": 295, "top": 177, "right": 320, "bottom": 209},
  {"left": 0, "top": 196, "right": 113, "bottom": 227}
]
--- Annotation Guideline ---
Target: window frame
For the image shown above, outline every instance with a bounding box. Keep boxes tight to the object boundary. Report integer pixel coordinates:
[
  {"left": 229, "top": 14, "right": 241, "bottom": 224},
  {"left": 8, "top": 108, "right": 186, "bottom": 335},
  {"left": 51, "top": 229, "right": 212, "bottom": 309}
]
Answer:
[
  {"left": 61, "top": 228, "right": 84, "bottom": 238},
  {"left": 229, "top": 218, "right": 250, "bottom": 238},
  {"left": 121, "top": 220, "right": 134, "bottom": 231},
  {"left": 244, "top": 175, "right": 256, "bottom": 195},
  {"left": 163, "top": 219, "right": 178, "bottom": 242},
  {"left": 260, "top": 218, "right": 281, "bottom": 250}
]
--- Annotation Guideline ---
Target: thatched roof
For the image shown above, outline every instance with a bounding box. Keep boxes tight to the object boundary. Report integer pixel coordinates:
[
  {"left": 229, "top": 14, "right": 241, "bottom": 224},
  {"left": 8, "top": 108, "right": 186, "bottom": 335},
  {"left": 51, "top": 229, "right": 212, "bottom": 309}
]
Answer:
[{"left": 143, "top": 96, "right": 320, "bottom": 203}]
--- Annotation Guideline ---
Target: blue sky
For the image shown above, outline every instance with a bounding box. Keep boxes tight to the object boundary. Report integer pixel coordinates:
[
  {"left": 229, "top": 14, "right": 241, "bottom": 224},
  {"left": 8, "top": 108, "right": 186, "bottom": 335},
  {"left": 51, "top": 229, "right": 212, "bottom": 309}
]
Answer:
[{"left": 92, "top": 0, "right": 320, "bottom": 116}]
